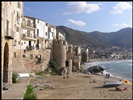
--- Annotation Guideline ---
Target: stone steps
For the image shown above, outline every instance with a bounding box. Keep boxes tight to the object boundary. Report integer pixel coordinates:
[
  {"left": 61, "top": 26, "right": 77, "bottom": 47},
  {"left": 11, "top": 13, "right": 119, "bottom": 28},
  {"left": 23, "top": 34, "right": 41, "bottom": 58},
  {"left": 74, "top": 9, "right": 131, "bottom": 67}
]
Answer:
[{"left": 3, "top": 83, "right": 12, "bottom": 90}]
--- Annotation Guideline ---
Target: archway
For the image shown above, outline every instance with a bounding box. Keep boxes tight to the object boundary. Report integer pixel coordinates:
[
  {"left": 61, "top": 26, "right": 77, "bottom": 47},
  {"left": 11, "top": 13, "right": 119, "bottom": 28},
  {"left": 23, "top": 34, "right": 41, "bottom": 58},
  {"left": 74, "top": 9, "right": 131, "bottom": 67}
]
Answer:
[{"left": 3, "top": 42, "right": 9, "bottom": 83}]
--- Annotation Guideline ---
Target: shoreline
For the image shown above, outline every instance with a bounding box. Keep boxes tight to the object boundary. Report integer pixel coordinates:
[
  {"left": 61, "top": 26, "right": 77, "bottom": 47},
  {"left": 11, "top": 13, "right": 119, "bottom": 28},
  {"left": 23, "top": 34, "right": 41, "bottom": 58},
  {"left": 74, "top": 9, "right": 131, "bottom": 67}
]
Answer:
[
  {"left": 32, "top": 72, "right": 132, "bottom": 99},
  {"left": 89, "top": 58, "right": 132, "bottom": 63},
  {"left": 82, "top": 59, "right": 132, "bottom": 81}
]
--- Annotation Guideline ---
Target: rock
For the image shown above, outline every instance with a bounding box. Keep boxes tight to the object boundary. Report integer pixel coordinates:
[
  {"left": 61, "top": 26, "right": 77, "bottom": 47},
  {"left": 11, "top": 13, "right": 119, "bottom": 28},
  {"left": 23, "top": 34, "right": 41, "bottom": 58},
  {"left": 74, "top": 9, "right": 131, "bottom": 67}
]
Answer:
[{"left": 87, "top": 65, "right": 104, "bottom": 74}]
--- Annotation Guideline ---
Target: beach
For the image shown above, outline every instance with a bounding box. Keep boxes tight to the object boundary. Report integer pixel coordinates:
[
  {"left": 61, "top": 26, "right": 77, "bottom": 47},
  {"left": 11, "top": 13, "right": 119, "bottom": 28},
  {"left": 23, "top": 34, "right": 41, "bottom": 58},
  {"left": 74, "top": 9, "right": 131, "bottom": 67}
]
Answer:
[{"left": 32, "top": 72, "right": 132, "bottom": 99}]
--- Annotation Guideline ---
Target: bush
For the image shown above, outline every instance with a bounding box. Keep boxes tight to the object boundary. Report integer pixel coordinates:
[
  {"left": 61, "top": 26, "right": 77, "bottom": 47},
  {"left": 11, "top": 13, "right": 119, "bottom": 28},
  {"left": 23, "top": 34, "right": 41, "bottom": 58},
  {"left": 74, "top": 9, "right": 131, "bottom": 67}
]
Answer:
[
  {"left": 23, "top": 84, "right": 37, "bottom": 100},
  {"left": 36, "top": 71, "right": 44, "bottom": 76},
  {"left": 49, "top": 60, "right": 58, "bottom": 74},
  {"left": 12, "top": 72, "right": 18, "bottom": 83}
]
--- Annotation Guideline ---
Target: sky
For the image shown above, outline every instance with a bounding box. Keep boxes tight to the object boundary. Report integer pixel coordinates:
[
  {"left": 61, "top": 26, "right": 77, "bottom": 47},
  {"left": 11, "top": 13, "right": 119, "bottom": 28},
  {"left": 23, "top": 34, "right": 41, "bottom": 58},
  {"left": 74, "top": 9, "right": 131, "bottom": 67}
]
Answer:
[{"left": 24, "top": 1, "right": 132, "bottom": 33}]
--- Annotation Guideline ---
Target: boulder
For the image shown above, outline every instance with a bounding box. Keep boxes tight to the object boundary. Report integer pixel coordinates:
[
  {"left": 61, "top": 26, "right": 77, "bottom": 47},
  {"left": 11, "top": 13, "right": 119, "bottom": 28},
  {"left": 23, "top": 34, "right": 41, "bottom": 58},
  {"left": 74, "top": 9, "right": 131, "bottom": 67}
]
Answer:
[{"left": 87, "top": 65, "right": 104, "bottom": 74}]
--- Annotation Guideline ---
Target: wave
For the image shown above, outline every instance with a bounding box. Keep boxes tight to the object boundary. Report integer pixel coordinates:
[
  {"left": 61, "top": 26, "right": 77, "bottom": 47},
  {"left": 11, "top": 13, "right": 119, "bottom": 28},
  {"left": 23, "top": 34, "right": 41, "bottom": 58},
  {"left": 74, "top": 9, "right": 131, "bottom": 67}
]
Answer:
[{"left": 83, "top": 60, "right": 132, "bottom": 81}]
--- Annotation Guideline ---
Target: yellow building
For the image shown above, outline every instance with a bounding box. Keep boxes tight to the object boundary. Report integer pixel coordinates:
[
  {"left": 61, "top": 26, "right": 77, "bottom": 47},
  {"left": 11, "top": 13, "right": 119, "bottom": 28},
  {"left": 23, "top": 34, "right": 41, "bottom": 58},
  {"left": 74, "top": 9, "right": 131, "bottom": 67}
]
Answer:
[{"left": 1, "top": 1, "right": 23, "bottom": 92}]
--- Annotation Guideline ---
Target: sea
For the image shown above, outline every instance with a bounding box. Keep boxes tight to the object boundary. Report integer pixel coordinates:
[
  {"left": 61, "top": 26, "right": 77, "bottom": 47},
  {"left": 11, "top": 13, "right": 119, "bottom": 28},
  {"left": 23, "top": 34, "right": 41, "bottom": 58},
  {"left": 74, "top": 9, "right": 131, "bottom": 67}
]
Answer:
[{"left": 83, "top": 60, "right": 132, "bottom": 81}]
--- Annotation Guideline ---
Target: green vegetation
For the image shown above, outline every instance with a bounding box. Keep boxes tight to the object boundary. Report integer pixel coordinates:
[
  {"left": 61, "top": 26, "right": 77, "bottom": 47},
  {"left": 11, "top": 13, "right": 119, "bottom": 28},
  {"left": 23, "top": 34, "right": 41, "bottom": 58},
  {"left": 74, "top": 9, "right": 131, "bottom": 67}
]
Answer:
[
  {"left": 12, "top": 72, "right": 18, "bottom": 83},
  {"left": 49, "top": 60, "right": 58, "bottom": 75},
  {"left": 36, "top": 71, "right": 45, "bottom": 76},
  {"left": 57, "top": 26, "right": 132, "bottom": 50},
  {"left": 23, "top": 84, "right": 37, "bottom": 100}
]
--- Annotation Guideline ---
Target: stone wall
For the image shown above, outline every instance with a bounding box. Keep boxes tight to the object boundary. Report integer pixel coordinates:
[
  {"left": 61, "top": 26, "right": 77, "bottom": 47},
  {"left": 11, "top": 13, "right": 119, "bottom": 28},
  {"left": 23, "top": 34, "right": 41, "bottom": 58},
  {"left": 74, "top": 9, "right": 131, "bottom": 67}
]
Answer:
[
  {"left": 53, "top": 39, "right": 67, "bottom": 68},
  {"left": 12, "top": 49, "right": 51, "bottom": 73}
]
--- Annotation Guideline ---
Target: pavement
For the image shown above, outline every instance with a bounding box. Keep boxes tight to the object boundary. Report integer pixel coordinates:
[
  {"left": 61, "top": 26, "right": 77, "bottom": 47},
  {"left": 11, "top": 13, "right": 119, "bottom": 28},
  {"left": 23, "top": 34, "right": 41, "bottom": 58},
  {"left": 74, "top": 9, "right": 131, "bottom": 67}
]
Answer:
[{"left": 2, "top": 77, "right": 31, "bottom": 99}]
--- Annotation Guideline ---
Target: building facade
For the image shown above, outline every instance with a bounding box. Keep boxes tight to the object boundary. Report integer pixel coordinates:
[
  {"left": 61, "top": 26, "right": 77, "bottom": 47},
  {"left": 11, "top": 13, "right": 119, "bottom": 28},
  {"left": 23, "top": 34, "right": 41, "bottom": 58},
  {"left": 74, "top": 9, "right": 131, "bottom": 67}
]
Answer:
[{"left": 1, "top": 1, "right": 23, "bottom": 92}]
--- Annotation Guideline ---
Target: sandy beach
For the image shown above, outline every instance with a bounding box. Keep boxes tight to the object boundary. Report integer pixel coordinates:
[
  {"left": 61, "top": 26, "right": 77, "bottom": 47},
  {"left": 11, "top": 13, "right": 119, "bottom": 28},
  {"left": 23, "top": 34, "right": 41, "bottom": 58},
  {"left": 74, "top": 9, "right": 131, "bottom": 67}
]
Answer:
[{"left": 31, "top": 73, "right": 132, "bottom": 99}]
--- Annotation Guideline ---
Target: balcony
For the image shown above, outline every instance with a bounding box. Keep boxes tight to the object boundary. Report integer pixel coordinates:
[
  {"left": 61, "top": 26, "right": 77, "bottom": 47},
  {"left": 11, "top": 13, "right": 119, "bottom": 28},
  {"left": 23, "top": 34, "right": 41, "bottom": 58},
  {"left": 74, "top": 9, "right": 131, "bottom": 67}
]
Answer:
[
  {"left": 5, "top": 29, "right": 15, "bottom": 39},
  {"left": 22, "top": 21, "right": 36, "bottom": 30},
  {"left": 22, "top": 34, "right": 37, "bottom": 41}
]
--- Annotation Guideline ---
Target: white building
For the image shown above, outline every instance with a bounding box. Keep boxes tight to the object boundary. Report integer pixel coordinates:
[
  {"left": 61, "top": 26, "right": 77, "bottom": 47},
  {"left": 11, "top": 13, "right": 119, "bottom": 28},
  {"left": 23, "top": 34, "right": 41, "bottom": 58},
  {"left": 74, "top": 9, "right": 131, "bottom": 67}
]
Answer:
[
  {"left": 47, "top": 24, "right": 56, "bottom": 48},
  {"left": 35, "top": 18, "right": 48, "bottom": 49},
  {"left": 56, "top": 32, "right": 65, "bottom": 40},
  {"left": 21, "top": 16, "right": 37, "bottom": 50}
]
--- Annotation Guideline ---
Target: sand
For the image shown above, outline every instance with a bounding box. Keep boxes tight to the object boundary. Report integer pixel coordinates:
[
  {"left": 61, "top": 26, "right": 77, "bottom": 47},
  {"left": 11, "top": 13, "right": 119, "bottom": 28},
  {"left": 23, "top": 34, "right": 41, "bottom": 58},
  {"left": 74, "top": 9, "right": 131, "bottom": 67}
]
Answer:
[{"left": 32, "top": 73, "right": 132, "bottom": 99}]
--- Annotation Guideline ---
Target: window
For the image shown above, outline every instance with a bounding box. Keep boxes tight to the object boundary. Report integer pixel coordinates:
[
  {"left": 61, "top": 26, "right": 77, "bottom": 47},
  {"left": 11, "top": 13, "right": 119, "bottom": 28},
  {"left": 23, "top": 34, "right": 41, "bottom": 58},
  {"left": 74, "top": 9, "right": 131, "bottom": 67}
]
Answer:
[
  {"left": 18, "top": 2, "right": 21, "bottom": 8},
  {"left": 16, "top": 27, "right": 19, "bottom": 32},
  {"left": 23, "top": 18, "right": 25, "bottom": 21},
  {"left": 17, "top": 13, "right": 20, "bottom": 24},
  {"left": 18, "top": 41, "right": 20, "bottom": 45},
  {"left": 6, "top": 20, "right": 9, "bottom": 35},
  {"left": 24, "top": 50, "right": 26, "bottom": 53},
  {"left": 37, "top": 29, "right": 39, "bottom": 36},
  {"left": 27, "top": 30, "right": 30, "bottom": 37},
  {"left": 46, "top": 32, "right": 47, "bottom": 36},
  {"left": 14, "top": 52, "right": 16, "bottom": 58},
  {"left": 30, "top": 54, "right": 33, "bottom": 59},
  {"left": 46, "top": 23, "right": 48, "bottom": 26},
  {"left": 38, "top": 19, "right": 39, "bottom": 23}
]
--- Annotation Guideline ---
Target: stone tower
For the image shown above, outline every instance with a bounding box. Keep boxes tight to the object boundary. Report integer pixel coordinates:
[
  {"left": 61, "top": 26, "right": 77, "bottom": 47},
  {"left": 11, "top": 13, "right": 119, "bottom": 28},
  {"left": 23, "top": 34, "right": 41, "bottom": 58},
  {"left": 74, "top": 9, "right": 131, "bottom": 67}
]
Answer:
[
  {"left": 52, "top": 39, "right": 67, "bottom": 68},
  {"left": 82, "top": 48, "right": 89, "bottom": 62}
]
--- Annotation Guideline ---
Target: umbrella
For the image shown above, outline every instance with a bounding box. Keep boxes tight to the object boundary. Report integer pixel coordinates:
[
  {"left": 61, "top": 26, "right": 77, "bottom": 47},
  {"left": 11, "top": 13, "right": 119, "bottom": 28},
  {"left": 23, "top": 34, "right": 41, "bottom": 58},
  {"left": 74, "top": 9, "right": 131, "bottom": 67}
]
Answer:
[{"left": 121, "top": 79, "right": 131, "bottom": 85}]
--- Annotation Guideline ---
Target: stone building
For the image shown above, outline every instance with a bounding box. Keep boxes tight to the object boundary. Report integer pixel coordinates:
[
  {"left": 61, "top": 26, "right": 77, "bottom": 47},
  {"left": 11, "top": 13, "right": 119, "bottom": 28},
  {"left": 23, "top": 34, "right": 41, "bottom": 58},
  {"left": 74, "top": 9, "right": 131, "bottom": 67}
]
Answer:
[
  {"left": 66, "top": 45, "right": 73, "bottom": 74},
  {"left": 12, "top": 1, "right": 23, "bottom": 58},
  {"left": 1, "top": 1, "right": 23, "bottom": 92},
  {"left": 52, "top": 39, "right": 67, "bottom": 68},
  {"left": 81, "top": 48, "right": 89, "bottom": 62},
  {"left": 73, "top": 46, "right": 82, "bottom": 70}
]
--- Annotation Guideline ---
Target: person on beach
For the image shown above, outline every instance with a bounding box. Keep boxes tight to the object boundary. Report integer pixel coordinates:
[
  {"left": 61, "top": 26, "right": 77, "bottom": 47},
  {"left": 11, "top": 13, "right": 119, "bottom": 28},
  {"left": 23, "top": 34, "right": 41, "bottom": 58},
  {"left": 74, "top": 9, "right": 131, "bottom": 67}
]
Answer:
[
  {"left": 62, "top": 68, "right": 67, "bottom": 79},
  {"left": 116, "top": 87, "right": 127, "bottom": 91}
]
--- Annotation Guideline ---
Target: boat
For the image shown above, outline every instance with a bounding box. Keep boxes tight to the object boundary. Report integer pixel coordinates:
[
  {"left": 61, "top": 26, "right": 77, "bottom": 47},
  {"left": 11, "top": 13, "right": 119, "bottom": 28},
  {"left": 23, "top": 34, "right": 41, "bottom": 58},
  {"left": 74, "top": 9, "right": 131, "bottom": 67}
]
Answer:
[{"left": 103, "top": 81, "right": 123, "bottom": 88}]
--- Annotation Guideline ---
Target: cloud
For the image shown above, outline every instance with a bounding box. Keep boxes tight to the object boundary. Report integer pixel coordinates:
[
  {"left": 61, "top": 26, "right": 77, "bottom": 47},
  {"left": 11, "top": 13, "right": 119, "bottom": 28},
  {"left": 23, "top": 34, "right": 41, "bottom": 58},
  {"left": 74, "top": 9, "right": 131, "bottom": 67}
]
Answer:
[
  {"left": 67, "top": 19, "right": 86, "bottom": 27},
  {"left": 111, "top": 2, "right": 132, "bottom": 14},
  {"left": 64, "top": 2, "right": 100, "bottom": 15},
  {"left": 112, "top": 23, "right": 129, "bottom": 27}
]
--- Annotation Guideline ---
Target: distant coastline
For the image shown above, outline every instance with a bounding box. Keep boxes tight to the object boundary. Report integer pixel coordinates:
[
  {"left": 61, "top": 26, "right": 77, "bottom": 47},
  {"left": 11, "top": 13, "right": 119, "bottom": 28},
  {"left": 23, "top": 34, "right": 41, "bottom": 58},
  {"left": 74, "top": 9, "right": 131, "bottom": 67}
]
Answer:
[{"left": 89, "top": 58, "right": 132, "bottom": 63}]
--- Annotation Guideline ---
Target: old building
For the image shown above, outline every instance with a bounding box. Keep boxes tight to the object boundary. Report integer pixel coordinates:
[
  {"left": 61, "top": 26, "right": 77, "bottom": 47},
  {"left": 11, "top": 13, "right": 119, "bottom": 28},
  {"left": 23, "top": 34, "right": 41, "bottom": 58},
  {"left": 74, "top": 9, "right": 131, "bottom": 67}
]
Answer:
[
  {"left": 73, "top": 46, "right": 82, "bottom": 70},
  {"left": 52, "top": 39, "right": 67, "bottom": 68},
  {"left": 34, "top": 17, "right": 49, "bottom": 49},
  {"left": 48, "top": 24, "right": 56, "bottom": 48},
  {"left": 12, "top": 1, "right": 23, "bottom": 58},
  {"left": 56, "top": 32, "right": 65, "bottom": 40},
  {"left": 1, "top": 1, "right": 23, "bottom": 92},
  {"left": 81, "top": 48, "right": 89, "bottom": 62},
  {"left": 21, "top": 16, "right": 37, "bottom": 51}
]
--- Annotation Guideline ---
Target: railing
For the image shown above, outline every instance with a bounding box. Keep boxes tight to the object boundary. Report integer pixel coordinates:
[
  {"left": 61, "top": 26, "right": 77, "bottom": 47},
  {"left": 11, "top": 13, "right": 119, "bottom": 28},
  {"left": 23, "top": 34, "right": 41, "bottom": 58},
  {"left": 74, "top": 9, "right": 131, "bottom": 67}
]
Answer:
[
  {"left": 5, "top": 29, "right": 15, "bottom": 39},
  {"left": 22, "top": 21, "right": 35, "bottom": 28},
  {"left": 22, "top": 33, "right": 37, "bottom": 39}
]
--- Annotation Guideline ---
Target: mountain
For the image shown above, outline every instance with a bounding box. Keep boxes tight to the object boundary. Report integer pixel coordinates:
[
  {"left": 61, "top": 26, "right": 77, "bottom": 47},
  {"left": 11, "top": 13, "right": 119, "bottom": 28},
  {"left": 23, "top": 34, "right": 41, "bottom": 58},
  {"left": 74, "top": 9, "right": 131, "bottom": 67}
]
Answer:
[
  {"left": 56, "top": 26, "right": 132, "bottom": 50},
  {"left": 88, "top": 27, "right": 132, "bottom": 49},
  {"left": 56, "top": 26, "right": 106, "bottom": 48}
]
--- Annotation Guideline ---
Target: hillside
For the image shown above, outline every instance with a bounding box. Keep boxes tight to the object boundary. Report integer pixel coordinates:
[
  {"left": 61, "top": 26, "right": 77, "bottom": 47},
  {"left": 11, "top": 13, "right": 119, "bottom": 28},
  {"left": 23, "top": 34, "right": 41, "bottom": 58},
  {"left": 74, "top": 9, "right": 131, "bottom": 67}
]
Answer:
[
  {"left": 88, "top": 27, "right": 132, "bottom": 49},
  {"left": 56, "top": 26, "right": 132, "bottom": 50},
  {"left": 56, "top": 26, "right": 106, "bottom": 48}
]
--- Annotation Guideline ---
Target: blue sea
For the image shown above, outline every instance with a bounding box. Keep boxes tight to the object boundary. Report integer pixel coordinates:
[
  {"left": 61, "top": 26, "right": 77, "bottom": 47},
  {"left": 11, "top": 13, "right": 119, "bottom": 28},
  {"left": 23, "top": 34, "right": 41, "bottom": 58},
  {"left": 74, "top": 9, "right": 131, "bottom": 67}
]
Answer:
[{"left": 83, "top": 60, "right": 132, "bottom": 81}]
